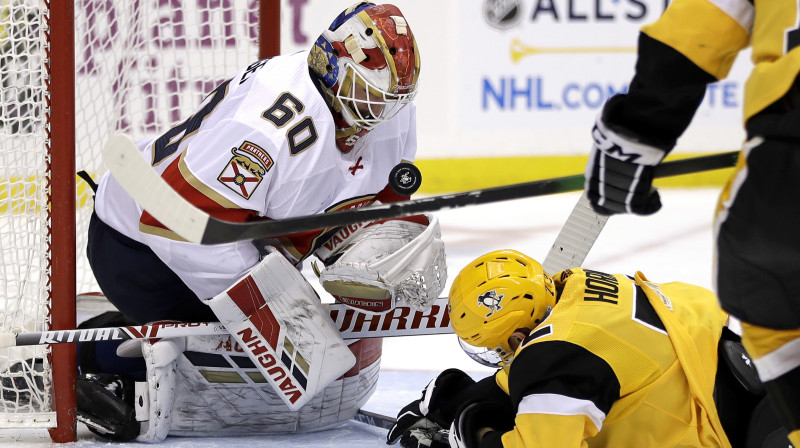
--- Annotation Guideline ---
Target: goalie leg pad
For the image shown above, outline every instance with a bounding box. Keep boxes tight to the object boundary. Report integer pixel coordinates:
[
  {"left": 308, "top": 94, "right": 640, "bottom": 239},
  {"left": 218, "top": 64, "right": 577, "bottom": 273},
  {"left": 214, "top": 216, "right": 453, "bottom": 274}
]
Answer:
[
  {"left": 162, "top": 335, "right": 382, "bottom": 436},
  {"left": 205, "top": 251, "right": 356, "bottom": 410},
  {"left": 319, "top": 214, "right": 447, "bottom": 313}
]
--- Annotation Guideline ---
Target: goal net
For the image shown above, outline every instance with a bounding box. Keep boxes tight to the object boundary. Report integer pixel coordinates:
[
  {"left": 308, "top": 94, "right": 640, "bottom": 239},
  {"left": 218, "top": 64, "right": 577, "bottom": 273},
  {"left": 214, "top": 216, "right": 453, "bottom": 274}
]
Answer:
[{"left": 0, "top": 0, "right": 273, "bottom": 441}]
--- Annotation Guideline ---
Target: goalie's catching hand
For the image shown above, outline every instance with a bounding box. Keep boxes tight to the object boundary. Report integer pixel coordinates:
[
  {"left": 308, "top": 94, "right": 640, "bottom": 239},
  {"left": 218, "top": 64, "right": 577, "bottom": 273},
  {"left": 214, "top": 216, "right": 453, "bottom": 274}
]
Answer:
[{"left": 317, "top": 214, "right": 447, "bottom": 314}]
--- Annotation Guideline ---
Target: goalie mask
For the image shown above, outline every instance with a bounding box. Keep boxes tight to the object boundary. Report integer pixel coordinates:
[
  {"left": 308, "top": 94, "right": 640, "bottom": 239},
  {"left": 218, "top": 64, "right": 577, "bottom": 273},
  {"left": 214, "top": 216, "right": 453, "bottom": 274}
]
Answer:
[
  {"left": 448, "top": 249, "right": 556, "bottom": 367},
  {"left": 308, "top": 2, "right": 420, "bottom": 153}
]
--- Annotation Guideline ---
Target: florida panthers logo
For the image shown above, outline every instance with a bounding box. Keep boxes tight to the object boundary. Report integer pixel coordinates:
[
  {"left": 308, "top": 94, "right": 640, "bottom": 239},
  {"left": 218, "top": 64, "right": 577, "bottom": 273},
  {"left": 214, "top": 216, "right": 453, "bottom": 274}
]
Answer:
[
  {"left": 217, "top": 141, "right": 273, "bottom": 199},
  {"left": 477, "top": 290, "right": 504, "bottom": 318}
]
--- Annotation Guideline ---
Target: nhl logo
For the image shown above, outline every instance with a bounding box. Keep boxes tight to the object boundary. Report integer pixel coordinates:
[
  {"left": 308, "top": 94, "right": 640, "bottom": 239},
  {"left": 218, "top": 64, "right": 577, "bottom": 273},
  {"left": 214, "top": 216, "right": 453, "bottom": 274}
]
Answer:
[
  {"left": 388, "top": 162, "right": 422, "bottom": 195},
  {"left": 482, "top": 0, "right": 524, "bottom": 31},
  {"left": 477, "top": 290, "right": 504, "bottom": 318}
]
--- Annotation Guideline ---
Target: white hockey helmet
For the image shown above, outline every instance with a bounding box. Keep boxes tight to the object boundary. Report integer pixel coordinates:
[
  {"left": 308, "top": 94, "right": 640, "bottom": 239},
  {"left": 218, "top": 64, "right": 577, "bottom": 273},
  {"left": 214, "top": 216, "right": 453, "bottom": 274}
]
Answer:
[{"left": 308, "top": 2, "right": 420, "bottom": 152}]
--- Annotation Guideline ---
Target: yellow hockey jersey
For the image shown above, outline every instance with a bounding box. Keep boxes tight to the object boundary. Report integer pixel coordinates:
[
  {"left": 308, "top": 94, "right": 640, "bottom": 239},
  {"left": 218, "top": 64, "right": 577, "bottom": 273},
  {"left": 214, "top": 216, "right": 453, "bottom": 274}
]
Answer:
[
  {"left": 642, "top": 0, "right": 800, "bottom": 122},
  {"left": 601, "top": 0, "right": 800, "bottom": 153},
  {"left": 495, "top": 268, "right": 730, "bottom": 448}
]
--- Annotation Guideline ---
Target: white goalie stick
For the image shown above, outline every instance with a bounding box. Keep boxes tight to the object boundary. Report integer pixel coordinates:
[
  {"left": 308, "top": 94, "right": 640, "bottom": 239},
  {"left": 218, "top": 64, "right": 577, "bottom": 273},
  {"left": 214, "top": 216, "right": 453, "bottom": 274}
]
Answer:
[
  {"left": 102, "top": 134, "right": 738, "bottom": 245},
  {"left": 541, "top": 192, "right": 609, "bottom": 274}
]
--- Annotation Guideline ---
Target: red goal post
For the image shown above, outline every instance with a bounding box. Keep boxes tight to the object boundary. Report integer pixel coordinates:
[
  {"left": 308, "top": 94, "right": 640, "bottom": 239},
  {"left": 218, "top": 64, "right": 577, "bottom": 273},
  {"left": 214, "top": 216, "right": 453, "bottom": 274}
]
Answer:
[{"left": 0, "top": 0, "right": 278, "bottom": 442}]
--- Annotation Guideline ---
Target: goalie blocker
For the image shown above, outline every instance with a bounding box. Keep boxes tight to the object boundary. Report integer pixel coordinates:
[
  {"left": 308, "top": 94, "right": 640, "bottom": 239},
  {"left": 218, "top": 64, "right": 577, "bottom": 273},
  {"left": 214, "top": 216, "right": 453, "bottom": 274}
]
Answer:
[{"left": 204, "top": 250, "right": 356, "bottom": 411}]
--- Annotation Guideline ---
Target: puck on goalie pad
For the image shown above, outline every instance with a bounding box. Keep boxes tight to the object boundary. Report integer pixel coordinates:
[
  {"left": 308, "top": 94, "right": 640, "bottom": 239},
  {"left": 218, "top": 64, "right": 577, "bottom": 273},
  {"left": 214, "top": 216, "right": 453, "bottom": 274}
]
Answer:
[{"left": 388, "top": 162, "right": 422, "bottom": 196}]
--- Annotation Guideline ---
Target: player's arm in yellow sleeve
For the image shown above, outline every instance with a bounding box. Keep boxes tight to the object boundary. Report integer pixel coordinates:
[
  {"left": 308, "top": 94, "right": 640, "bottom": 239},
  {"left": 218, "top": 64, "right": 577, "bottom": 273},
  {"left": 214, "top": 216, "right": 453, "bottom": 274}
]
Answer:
[{"left": 603, "top": 0, "right": 751, "bottom": 150}]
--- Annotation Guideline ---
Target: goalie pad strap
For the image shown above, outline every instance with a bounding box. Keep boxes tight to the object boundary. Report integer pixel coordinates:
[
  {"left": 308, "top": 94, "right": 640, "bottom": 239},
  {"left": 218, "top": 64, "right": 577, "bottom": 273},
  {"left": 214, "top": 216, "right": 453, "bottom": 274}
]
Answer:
[{"left": 135, "top": 337, "right": 184, "bottom": 443}]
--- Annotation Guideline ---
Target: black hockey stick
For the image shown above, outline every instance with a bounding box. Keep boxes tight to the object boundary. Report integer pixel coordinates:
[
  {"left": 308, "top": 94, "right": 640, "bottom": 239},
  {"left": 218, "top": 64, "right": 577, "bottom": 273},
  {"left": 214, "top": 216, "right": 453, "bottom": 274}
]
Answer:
[
  {"left": 353, "top": 409, "right": 450, "bottom": 443},
  {"left": 352, "top": 409, "right": 396, "bottom": 430},
  {"left": 103, "top": 134, "right": 738, "bottom": 245}
]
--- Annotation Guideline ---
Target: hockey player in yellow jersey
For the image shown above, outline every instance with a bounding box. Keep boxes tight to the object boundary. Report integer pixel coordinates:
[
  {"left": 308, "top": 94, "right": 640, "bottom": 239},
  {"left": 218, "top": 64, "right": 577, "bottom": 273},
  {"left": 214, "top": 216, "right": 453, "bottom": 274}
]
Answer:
[
  {"left": 581, "top": 1, "right": 800, "bottom": 446},
  {"left": 387, "top": 249, "right": 786, "bottom": 448}
]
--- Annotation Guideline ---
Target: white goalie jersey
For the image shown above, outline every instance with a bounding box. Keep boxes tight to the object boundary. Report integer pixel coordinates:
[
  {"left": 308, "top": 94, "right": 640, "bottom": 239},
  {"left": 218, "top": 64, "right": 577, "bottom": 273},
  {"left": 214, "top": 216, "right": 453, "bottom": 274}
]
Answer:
[{"left": 94, "top": 50, "right": 418, "bottom": 300}]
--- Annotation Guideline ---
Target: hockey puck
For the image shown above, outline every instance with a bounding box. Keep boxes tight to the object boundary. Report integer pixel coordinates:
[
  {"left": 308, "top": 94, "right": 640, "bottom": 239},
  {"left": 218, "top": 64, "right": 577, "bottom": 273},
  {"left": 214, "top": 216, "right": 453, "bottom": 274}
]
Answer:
[{"left": 388, "top": 162, "right": 422, "bottom": 195}]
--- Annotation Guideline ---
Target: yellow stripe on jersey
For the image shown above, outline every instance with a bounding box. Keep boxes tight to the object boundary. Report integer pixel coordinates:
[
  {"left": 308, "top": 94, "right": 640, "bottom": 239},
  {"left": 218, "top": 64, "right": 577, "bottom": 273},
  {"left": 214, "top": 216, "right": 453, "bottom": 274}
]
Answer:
[
  {"left": 739, "top": 322, "right": 800, "bottom": 360},
  {"left": 178, "top": 153, "right": 241, "bottom": 210},
  {"left": 739, "top": 322, "right": 800, "bottom": 383},
  {"left": 788, "top": 429, "right": 800, "bottom": 447},
  {"left": 502, "top": 412, "right": 599, "bottom": 447},
  {"left": 747, "top": 0, "right": 800, "bottom": 120},
  {"left": 641, "top": 0, "right": 749, "bottom": 81}
]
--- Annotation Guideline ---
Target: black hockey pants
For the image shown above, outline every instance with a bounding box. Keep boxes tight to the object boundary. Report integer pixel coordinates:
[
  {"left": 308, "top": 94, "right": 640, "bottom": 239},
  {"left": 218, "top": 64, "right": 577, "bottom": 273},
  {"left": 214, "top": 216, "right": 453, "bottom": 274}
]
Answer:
[{"left": 86, "top": 211, "right": 217, "bottom": 325}]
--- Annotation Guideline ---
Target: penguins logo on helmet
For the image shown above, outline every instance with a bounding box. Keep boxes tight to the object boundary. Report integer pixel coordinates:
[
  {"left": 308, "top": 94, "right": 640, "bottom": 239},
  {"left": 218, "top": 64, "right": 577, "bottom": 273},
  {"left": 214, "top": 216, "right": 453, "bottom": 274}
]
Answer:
[
  {"left": 477, "top": 290, "right": 504, "bottom": 318},
  {"left": 308, "top": 2, "right": 421, "bottom": 152}
]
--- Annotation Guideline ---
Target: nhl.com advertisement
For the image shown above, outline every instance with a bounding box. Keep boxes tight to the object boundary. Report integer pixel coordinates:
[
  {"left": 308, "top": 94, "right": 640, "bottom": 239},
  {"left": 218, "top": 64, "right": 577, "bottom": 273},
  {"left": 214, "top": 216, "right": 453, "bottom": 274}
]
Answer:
[
  {"left": 285, "top": 0, "right": 753, "bottom": 157},
  {"left": 458, "top": 0, "right": 749, "bottom": 155}
]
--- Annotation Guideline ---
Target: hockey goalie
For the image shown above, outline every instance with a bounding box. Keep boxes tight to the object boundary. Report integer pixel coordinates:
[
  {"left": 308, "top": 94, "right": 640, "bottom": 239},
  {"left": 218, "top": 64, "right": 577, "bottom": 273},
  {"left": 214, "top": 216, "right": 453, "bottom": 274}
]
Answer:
[{"left": 78, "top": 2, "right": 446, "bottom": 442}]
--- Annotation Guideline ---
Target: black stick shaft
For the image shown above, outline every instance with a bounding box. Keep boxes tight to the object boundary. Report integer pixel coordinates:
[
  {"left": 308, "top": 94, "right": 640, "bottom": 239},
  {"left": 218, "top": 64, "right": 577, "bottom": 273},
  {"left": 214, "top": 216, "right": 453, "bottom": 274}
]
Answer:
[
  {"left": 352, "top": 409, "right": 396, "bottom": 430},
  {"left": 202, "top": 151, "right": 738, "bottom": 243}
]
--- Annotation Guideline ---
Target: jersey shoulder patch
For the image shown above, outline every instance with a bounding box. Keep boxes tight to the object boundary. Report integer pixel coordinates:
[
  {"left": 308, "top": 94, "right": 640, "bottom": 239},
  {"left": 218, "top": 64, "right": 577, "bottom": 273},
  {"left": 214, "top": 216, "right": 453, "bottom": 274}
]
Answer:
[{"left": 217, "top": 141, "right": 274, "bottom": 199}]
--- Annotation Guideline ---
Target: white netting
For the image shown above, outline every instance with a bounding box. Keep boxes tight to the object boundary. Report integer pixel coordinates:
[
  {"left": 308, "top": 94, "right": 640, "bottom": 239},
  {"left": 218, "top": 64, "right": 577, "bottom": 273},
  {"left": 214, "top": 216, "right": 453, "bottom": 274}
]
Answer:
[
  {"left": 0, "top": 0, "right": 263, "bottom": 429},
  {"left": 0, "top": 0, "right": 52, "bottom": 424}
]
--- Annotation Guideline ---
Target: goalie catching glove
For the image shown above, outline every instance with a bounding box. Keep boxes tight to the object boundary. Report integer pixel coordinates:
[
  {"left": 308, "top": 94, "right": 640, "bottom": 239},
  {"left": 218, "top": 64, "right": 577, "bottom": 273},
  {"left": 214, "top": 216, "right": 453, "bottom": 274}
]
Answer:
[
  {"left": 317, "top": 214, "right": 447, "bottom": 314},
  {"left": 585, "top": 106, "right": 670, "bottom": 216}
]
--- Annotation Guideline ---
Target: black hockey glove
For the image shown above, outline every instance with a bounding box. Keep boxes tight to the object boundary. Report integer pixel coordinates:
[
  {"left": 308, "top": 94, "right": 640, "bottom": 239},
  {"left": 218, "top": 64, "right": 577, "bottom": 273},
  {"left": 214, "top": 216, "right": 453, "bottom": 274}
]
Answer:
[
  {"left": 585, "top": 113, "right": 668, "bottom": 216},
  {"left": 449, "top": 401, "right": 511, "bottom": 448},
  {"left": 77, "top": 373, "right": 139, "bottom": 442},
  {"left": 386, "top": 368, "right": 477, "bottom": 446}
]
